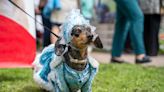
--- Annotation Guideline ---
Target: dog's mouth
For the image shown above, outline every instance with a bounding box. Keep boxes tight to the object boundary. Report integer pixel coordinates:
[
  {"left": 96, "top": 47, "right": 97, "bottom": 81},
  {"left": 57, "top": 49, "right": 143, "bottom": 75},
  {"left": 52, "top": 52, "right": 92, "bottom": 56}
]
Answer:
[
  {"left": 83, "top": 41, "right": 91, "bottom": 45},
  {"left": 79, "top": 39, "right": 92, "bottom": 46}
]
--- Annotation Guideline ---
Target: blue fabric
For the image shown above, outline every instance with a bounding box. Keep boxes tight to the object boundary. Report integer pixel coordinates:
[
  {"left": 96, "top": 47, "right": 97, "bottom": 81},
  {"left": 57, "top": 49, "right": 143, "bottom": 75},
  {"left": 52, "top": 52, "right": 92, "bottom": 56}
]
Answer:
[
  {"left": 53, "top": 63, "right": 70, "bottom": 92},
  {"left": 39, "top": 61, "right": 51, "bottom": 82},
  {"left": 64, "top": 63, "right": 90, "bottom": 91},
  {"left": 40, "top": 45, "right": 55, "bottom": 65},
  {"left": 39, "top": 45, "right": 55, "bottom": 82},
  {"left": 82, "top": 66, "right": 97, "bottom": 92},
  {"left": 43, "top": 0, "right": 61, "bottom": 19}
]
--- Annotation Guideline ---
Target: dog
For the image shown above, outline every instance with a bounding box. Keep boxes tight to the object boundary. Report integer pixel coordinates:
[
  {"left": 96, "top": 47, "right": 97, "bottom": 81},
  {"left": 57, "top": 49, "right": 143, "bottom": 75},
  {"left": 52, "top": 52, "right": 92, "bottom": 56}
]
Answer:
[{"left": 33, "top": 9, "right": 103, "bottom": 92}]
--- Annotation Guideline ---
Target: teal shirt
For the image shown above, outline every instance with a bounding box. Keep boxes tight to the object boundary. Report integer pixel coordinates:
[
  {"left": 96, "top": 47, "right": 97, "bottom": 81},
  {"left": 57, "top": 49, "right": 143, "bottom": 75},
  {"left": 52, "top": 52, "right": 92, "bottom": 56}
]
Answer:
[{"left": 64, "top": 63, "right": 90, "bottom": 91}]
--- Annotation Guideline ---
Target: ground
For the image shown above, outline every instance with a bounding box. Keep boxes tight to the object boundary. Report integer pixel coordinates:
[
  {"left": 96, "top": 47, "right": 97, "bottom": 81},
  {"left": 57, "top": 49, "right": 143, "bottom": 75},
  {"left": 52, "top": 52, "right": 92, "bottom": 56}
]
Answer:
[{"left": 0, "top": 64, "right": 164, "bottom": 92}]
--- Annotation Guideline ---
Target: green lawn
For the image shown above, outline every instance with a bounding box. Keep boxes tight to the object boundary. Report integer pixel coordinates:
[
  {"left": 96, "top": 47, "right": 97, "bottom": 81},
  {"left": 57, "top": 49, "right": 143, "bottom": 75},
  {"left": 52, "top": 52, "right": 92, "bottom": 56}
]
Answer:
[{"left": 0, "top": 64, "right": 164, "bottom": 92}]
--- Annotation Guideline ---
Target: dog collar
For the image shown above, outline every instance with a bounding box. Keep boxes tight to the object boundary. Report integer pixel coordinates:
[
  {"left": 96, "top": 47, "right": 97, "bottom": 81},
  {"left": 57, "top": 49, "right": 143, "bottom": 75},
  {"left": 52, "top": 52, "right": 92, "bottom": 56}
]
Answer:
[{"left": 68, "top": 54, "right": 87, "bottom": 64}]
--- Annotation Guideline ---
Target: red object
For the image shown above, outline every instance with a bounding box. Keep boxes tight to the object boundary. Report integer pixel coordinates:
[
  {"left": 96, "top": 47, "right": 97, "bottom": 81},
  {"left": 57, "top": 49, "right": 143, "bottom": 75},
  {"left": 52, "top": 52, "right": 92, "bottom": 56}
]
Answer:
[{"left": 0, "top": 15, "right": 36, "bottom": 68}]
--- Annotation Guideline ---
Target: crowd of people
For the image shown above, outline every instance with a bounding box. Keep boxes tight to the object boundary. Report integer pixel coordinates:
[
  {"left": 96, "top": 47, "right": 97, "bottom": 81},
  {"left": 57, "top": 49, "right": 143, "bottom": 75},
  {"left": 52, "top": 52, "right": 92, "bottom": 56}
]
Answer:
[{"left": 35, "top": 0, "right": 164, "bottom": 64}]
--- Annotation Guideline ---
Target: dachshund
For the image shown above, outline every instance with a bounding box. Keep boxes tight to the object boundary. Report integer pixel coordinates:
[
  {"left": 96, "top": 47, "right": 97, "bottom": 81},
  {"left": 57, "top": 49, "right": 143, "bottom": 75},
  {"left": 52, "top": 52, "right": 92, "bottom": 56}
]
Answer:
[{"left": 33, "top": 9, "right": 103, "bottom": 92}]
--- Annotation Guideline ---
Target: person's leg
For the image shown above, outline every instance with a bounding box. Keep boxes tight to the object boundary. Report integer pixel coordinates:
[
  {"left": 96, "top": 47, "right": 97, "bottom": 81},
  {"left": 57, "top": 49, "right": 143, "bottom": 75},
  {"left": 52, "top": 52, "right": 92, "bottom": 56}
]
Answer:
[
  {"left": 124, "top": 32, "right": 133, "bottom": 53},
  {"left": 114, "top": 0, "right": 151, "bottom": 63},
  {"left": 144, "top": 14, "right": 151, "bottom": 56},
  {"left": 42, "top": 15, "right": 52, "bottom": 48},
  {"left": 124, "top": 2, "right": 145, "bottom": 55},
  {"left": 111, "top": 2, "right": 130, "bottom": 58},
  {"left": 117, "top": 0, "right": 145, "bottom": 53},
  {"left": 146, "top": 14, "right": 161, "bottom": 56}
]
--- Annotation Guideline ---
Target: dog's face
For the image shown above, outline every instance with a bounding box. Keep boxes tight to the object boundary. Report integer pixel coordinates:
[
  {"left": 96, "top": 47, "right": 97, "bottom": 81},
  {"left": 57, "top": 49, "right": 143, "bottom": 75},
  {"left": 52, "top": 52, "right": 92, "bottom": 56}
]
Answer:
[
  {"left": 71, "top": 25, "right": 103, "bottom": 49},
  {"left": 71, "top": 25, "right": 93, "bottom": 49},
  {"left": 55, "top": 24, "right": 103, "bottom": 56}
]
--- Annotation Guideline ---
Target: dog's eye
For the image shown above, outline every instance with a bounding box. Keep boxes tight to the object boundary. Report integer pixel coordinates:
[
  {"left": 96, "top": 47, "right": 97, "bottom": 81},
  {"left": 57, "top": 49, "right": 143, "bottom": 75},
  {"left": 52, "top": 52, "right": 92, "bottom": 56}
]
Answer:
[
  {"left": 71, "top": 28, "right": 82, "bottom": 37},
  {"left": 76, "top": 29, "right": 82, "bottom": 36},
  {"left": 74, "top": 34, "right": 79, "bottom": 37}
]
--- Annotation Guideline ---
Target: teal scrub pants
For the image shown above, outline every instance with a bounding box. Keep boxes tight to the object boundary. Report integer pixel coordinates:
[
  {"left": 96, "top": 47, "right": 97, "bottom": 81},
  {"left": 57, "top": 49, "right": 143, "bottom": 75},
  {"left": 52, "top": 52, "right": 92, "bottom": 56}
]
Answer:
[{"left": 112, "top": 0, "right": 145, "bottom": 57}]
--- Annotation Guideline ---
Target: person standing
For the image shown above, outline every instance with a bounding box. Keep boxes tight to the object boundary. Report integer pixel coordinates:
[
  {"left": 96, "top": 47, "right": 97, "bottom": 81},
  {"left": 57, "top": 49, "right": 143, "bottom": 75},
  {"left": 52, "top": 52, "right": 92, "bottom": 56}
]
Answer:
[
  {"left": 139, "top": 0, "right": 164, "bottom": 56},
  {"left": 111, "top": 0, "right": 151, "bottom": 63},
  {"left": 35, "top": 0, "right": 61, "bottom": 48}
]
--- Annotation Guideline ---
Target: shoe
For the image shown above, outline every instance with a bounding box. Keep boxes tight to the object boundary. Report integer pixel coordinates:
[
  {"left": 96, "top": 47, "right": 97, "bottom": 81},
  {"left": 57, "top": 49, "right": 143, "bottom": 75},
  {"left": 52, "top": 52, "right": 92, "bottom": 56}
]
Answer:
[
  {"left": 135, "top": 56, "right": 151, "bottom": 64},
  {"left": 111, "top": 58, "right": 125, "bottom": 63}
]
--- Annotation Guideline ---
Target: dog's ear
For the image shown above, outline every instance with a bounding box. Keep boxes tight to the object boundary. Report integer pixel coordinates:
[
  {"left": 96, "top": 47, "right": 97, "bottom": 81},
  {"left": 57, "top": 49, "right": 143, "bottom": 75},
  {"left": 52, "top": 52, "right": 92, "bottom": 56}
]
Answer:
[
  {"left": 93, "top": 35, "right": 103, "bottom": 49},
  {"left": 55, "top": 38, "right": 66, "bottom": 56}
]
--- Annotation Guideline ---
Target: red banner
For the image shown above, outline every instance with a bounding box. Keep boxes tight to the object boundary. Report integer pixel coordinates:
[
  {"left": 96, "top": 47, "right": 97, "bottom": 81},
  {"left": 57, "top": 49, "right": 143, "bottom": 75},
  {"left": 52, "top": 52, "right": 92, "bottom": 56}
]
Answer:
[{"left": 0, "top": 0, "right": 36, "bottom": 68}]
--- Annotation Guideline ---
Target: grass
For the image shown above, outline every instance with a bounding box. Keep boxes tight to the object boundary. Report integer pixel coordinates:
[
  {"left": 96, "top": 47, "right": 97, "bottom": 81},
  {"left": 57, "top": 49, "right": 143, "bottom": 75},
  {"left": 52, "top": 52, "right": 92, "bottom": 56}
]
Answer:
[
  {"left": 0, "top": 64, "right": 164, "bottom": 92},
  {"left": 0, "top": 68, "right": 43, "bottom": 92},
  {"left": 93, "top": 64, "right": 164, "bottom": 92}
]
